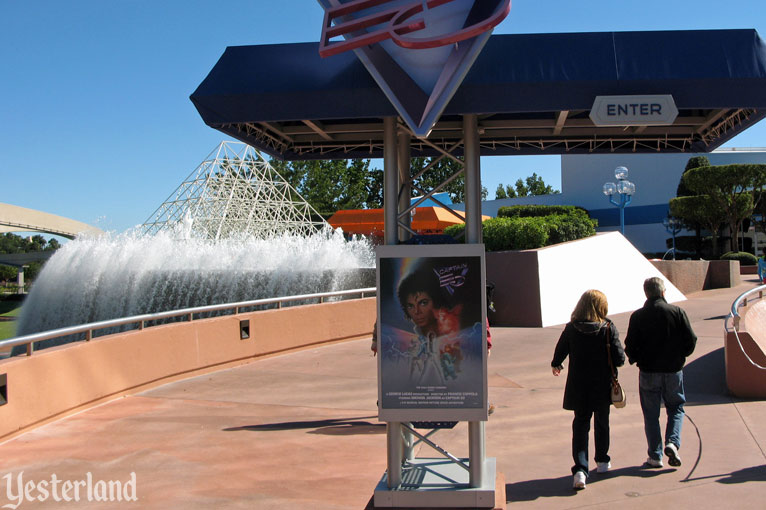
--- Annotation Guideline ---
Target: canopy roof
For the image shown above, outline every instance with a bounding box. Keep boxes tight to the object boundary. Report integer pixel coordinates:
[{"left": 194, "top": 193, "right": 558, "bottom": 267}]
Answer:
[
  {"left": 192, "top": 29, "right": 766, "bottom": 160},
  {"left": 328, "top": 207, "right": 489, "bottom": 236}
]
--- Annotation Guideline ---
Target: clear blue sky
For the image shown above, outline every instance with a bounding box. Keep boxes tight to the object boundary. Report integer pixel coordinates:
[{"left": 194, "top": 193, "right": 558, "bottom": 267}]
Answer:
[{"left": 2, "top": 1, "right": 765, "bottom": 237}]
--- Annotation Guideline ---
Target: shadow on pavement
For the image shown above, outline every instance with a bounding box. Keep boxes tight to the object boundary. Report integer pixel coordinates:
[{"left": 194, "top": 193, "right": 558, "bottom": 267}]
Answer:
[
  {"left": 682, "top": 464, "right": 766, "bottom": 484},
  {"left": 223, "top": 416, "right": 386, "bottom": 436},
  {"left": 717, "top": 465, "right": 766, "bottom": 484},
  {"left": 684, "top": 347, "right": 731, "bottom": 406},
  {"left": 505, "top": 465, "right": 672, "bottom": 502}
]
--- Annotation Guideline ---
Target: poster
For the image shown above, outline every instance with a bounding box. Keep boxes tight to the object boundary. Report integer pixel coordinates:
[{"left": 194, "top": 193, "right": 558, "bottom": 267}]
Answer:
[{"left": 376, "top": 244, "right": 487, "bottom": 422}]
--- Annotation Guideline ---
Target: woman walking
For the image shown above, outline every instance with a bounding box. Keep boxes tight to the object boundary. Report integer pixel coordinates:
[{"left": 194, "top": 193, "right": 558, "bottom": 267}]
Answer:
[{"left": 551, "top": 290, "right": 625, "bottom": 490}]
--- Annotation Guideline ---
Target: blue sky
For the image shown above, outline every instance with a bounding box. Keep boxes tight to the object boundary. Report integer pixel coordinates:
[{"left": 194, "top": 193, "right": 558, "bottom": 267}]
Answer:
[{"left": 2, "top": 1, "right": 765, "bottom": 237}]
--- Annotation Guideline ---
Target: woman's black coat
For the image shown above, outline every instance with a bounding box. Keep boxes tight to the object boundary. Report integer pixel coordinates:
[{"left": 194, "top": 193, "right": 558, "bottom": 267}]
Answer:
[{"left": 551, "top": 320, "right": 625, "bottom": 411}]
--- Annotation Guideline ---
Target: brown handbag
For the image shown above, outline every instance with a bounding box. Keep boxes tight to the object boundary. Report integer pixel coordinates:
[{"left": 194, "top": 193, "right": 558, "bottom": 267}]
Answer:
[{"left": 606, "top": 323, "right": 627, "bottom": 408}]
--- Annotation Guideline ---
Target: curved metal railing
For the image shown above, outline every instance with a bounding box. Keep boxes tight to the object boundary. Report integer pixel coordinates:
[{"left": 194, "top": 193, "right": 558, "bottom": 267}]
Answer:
[
  {"left": 0, "top": 287, "right": 376, "bottom": 358},
  {"left": 725, "top": 283, "right": 766, "bottom": 369},
  {"left": 725, "top": 284, "right": 766, "bottom": 332}
]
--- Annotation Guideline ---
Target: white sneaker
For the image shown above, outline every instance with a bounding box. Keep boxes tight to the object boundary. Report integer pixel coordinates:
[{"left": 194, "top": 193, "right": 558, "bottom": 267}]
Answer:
[
  {"left": 645, "top": 457, "right": 663, "bottom": 468},
  {"left": 664, "top": 443, "right": 682, "bottom": 467},
  {"left": 597, "top": 461, "right": 611, "bottom": 473},
  {"left": 572, "top": 471, "right": 586, "bottom": 490}
]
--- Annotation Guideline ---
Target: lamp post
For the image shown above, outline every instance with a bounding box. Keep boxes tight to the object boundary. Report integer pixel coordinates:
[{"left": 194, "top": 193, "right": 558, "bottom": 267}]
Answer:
[
  {"left": 602, "top": 166, "right": 636, "bottom": 236},
  {"left": 663, "top": 216, "right": 682, "bottom": 260}
]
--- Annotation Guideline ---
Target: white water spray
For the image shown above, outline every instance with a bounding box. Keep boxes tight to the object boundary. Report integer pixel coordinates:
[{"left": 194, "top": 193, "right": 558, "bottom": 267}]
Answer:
[{"left": 17, "top": 226, "right": 375, "bottom": 337}]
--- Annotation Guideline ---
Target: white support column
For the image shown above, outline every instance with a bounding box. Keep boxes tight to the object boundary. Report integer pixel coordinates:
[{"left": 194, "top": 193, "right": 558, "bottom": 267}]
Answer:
[
  {"left": 463, "top": 113, "right": 486, "bottom": 488},
  {"left": 387, "top": 421, "right": 404, "bottom": 488},
  {"left": 469, "top": 420, "right": 486, "bottom": 487},
  {"left": 383, "top": 116, "right": 403, "bottom": 488},
  {"left": 16, "top": 267, "right": 25, "bottom": 295},
  {"left": 463, "top": 114, "right": 482, "bottom": 244},
  {"left": 397, "top": 129, "right": 412, "bottom": 241},
  {"left": 384, "top": 117, "right": 399, "bottom": 246}
]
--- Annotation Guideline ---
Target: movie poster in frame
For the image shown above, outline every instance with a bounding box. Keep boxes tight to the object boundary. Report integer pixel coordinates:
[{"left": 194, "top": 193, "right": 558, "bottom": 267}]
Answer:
[{"left": 376, "top": 244, "right": 487, "bottom": 422}]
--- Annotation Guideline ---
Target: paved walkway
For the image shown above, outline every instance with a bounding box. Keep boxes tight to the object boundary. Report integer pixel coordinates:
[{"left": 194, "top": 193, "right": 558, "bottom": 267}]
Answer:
[{"left": 1, "top": 279, "right": 765, "bottom": 509}]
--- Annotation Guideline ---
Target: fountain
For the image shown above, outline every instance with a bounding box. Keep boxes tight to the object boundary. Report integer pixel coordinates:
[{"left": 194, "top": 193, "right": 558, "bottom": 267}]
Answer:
[
  {"left": 14, "top": 226, "right": 375, "bottom": 351},
  {"left": 12, "top": 142, "right": 376, "bottom": 354}
]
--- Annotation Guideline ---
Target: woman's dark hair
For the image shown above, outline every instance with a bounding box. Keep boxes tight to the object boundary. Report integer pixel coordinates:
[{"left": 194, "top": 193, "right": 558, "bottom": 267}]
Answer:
[{"left": 396, "top": 266, "right": 444, "bottom": 319}]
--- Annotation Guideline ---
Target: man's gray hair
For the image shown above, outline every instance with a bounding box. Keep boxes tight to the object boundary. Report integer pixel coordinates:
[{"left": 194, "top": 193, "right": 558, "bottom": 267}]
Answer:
[{"left": 644, "top": 277, "right": 666, "bottom": 299}]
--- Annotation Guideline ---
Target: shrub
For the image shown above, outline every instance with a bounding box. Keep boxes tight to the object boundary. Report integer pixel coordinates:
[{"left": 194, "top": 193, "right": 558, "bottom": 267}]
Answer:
[
  {"left": 544, "top": 214, "right": 597, "bottom": 245},
  {"left": 446, "top": 212, "right": 596, "bottom": 252},
  {"left": 483, "top": 217, "right": 549, "bottom": 251},
  {"left": 720, "top": 251, "right": 758, "bottom": 266},
  {"left": 445, "top": 217, "right": 549, "bottom": 250},
  {"left": 497, "top": 204, "right": 590, "bottom": 219},
  {"left": 443, "top": 223, "right": 464, "bottom": 241}
]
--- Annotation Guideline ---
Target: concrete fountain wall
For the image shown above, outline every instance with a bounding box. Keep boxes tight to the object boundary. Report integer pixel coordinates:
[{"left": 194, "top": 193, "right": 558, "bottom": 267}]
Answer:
[{"left": 0, "top": 297, "right": 375, "bottom": 441}]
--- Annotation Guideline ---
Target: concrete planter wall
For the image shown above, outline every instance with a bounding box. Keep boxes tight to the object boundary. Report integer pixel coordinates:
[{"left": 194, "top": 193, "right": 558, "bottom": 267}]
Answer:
[
  {"left": 485, "top": 232, "right": 685, "bottom": 328},
  {"left": 650, "top": 260, "right": 741, "bottom": 295}
]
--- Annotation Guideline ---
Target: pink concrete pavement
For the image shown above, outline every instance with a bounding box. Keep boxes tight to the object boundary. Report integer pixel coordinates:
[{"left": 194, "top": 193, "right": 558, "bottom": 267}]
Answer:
[{"left": 0, "top": 279, "right": 765, "bottom": 509}]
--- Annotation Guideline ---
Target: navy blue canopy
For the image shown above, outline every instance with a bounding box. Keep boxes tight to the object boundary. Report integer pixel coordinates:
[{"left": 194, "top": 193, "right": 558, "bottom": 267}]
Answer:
[{"left": 191, "top": 29, "right": 766, "bottom": 160}]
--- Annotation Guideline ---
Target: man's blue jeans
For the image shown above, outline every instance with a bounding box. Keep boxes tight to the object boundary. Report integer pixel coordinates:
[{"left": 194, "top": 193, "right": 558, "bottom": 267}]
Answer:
[{"left": 638, "top": 370, "right": 686, "bottom": 460}]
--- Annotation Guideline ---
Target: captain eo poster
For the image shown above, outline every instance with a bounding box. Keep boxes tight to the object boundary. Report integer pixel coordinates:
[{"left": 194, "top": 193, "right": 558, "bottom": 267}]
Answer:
[{"left": 376, "top": 244, "right": 487, "bottom": 422}]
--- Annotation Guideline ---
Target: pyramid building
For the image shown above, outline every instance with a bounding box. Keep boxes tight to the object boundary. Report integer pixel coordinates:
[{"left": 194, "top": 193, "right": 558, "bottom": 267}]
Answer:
[{"left": 142, "top": 142, "right": 327, "bottom": 239}]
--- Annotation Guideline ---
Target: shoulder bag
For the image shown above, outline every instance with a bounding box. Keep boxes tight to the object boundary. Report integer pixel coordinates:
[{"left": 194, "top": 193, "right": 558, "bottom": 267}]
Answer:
[{"left": 606, "top": 323, "right": 627, "bottom": 408}]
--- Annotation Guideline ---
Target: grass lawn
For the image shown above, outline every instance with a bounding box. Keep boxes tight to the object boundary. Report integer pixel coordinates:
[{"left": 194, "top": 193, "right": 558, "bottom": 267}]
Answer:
[{"left": 0, "top": 301, "right": 21, "bottom": 342}]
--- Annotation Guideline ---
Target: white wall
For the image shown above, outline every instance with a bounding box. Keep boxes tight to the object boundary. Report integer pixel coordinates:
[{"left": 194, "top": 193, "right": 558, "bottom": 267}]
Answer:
[{"left": 536, "top": 232, "right": 685, "bottom": 327}]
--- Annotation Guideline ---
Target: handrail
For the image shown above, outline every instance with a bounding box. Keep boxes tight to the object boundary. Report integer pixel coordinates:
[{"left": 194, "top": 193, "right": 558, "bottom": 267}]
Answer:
[
  {"left": 724, "top": 283, "right": 766, "bottom": 370},
  {"left": 0, "top": 287, "right": 377, "bottom": 356},
  {"left": 725, "top": 283, "right": 766, "bottom": 332}
]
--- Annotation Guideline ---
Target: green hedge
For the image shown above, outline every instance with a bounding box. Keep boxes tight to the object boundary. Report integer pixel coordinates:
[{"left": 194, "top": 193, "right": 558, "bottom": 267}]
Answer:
[
  {"left": 445, "top": 211, "right": 596, "bottom": 251},
  {"left": 720, "top": 251, "right": 758, "bottom": 265},
  {"left": 497, "top": 204, "right": 590, "bottom": 219}
]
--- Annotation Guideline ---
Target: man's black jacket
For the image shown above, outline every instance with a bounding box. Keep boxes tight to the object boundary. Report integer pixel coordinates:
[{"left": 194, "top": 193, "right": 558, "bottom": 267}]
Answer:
[{"left": 624, "top": 297, "right": 697, "bottom": 373}]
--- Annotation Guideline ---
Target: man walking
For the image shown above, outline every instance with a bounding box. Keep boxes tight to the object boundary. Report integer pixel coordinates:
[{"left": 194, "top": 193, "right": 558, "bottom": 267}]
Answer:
[{"left": 625, "top": 277, "right": 697, "bottom": 468}]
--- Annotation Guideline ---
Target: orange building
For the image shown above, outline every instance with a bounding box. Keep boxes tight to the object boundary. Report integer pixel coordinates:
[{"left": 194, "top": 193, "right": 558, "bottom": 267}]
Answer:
[{"left": 328, "top": 206, "right": 490, "bottom": 239}]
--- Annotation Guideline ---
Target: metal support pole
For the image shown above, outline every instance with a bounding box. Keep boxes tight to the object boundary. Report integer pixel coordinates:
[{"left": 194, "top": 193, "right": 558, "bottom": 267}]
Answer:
[
  {"left": 383, "top": 117, "right": 403, "bottom": 488},
  {"left": 619, "top": 203, "right": 625, "bottom": 236},
  {"left": 463, "top": 114, "right": 482, "bottom": 244},
  {"left": 463, "top": 113, "right": 486, "bottom": 488},
  {"left": 403, "top": 426, "right": 415, "bottom": 462},
  {"left": 397, "top": 129, "right": 412, "bottom": 241},
  {"left": 469, "top": 420, "right": 486, "bottom": 487},
  {"left": 387, "top": 422, "right": 403, "bottom": 488},
  {"left": 384, "top": 117, "right": 399, "bottom": 246}
]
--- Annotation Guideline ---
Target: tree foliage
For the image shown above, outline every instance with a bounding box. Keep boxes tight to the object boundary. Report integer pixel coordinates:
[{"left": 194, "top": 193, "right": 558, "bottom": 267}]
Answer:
[
  {"left": 410, "top": 156, "right": 488, "bottom": 203},
  {"left": 673, "top": 155, "right": 711, "bottom": 258},
  {"left": 0, "top": 233, "right": 61, "bottom": 283},
  {"left": 269, "top": 156, "right": 487, "bottom": 216},
  {"left": 495, "top": 173, "right": 559, "bottom": 199},
  {"left": 676, "top": 156, "right": 710, "bottom": 197},
  {"left": 269, "top": 158, "right": 381, "bottom": 216},
  {"left": 669, "top": 195, "right": 729, "bottom": 257},
  {"left": 681, "top": 163, "right": 766, "bottom": 252}
]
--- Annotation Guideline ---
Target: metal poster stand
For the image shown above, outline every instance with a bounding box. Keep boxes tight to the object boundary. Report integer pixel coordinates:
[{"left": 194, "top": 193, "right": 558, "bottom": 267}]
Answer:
[{"left": 374, "top": 115, "right": 496, "bottom": 509}]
